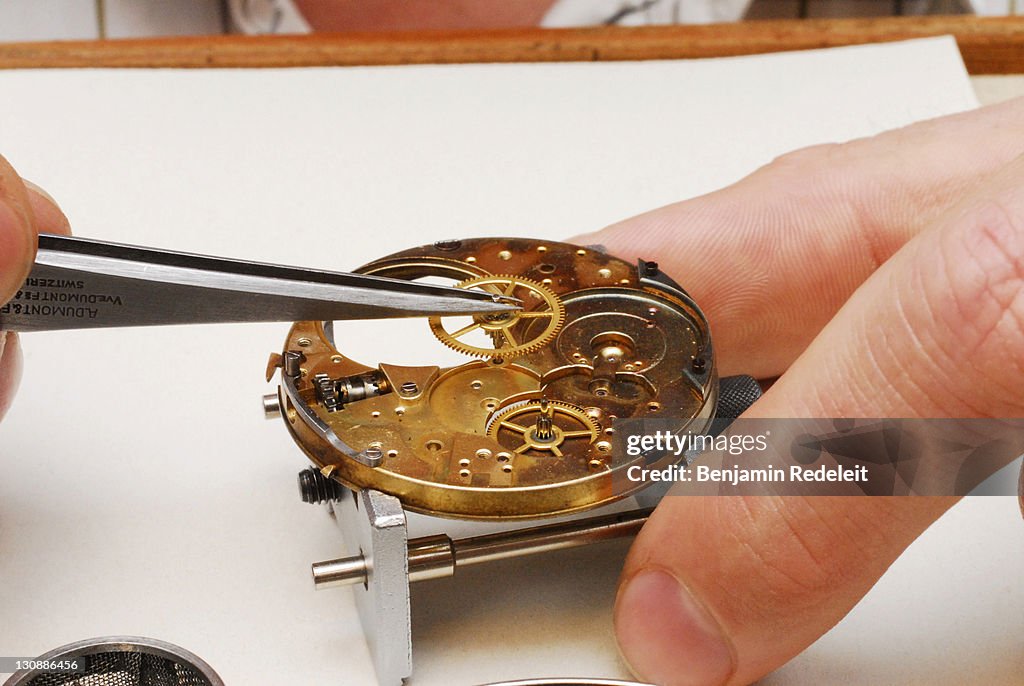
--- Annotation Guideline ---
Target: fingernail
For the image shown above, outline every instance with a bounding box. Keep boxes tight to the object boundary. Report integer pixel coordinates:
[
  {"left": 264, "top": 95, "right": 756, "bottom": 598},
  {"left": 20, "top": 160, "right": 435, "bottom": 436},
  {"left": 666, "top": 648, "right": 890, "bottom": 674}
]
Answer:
[{"left": 616, "top": 569, "right": 734, "bottom": 686}]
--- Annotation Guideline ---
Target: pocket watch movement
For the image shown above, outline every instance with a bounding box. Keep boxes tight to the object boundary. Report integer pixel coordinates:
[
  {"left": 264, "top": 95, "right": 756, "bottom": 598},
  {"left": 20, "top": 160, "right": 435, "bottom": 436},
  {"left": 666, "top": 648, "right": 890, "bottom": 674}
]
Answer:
[{"left": 268, "top": 238, "right": 715, "bottom": 519}]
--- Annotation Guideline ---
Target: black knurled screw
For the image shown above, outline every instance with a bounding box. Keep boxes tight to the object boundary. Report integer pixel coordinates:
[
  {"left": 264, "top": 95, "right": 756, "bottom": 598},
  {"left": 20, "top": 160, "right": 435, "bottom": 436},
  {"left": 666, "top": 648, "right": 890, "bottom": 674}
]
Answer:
[{"left": 298, "top": 468, "right": 345, "bottom": 504}]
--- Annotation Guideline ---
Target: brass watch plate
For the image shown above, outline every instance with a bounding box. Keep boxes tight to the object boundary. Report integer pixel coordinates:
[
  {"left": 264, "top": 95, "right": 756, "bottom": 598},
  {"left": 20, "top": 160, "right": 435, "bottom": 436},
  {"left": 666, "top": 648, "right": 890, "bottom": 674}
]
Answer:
[{"left": 272, "top": 238, "right": 715, "bottom": 519}]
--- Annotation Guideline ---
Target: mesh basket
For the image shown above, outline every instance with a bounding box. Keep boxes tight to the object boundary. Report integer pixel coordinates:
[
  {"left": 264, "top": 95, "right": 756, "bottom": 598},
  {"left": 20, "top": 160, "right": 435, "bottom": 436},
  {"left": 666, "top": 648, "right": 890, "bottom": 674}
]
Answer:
[{"left": 3, "top": 637, "right": 223, "bottom": 686}]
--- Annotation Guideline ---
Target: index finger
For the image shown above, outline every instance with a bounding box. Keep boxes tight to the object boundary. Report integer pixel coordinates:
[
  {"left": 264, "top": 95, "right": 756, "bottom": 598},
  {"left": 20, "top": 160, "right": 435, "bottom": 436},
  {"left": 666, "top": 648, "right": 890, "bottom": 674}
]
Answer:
[
  {"left": 0, "top": 156, "right": 71, "bottom": 422},
  {"left": 573, "top": 97, "right": 1024, "bottom": 379}
]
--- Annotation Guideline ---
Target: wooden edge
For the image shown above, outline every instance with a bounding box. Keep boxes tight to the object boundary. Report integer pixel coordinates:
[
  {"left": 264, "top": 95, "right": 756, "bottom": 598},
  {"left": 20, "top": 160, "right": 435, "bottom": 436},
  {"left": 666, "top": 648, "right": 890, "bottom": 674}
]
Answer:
[{"left": 0, "top": 15, "right": 1022, "bottom": 73}]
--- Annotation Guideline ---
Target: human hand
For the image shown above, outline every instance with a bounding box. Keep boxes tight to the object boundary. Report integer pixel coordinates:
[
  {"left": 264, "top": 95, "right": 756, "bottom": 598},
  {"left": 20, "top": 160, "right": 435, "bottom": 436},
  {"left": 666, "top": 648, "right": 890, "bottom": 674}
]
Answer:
[
  {"left": 0, "top": 155, "right": 70, "bottom": 421},
  {"left": 572, "top": 97, "right": 1024, "bottom": 686}
]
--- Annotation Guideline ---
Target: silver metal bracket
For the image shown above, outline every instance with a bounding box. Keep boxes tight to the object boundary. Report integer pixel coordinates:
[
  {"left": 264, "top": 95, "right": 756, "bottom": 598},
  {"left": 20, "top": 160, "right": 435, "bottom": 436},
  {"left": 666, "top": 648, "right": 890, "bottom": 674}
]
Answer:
[
  {"left": 329, "top": 487, "right": 412, "bottom": 686},
  {"left": 316, "top": 487, "right": 652, "bottom": 686}
]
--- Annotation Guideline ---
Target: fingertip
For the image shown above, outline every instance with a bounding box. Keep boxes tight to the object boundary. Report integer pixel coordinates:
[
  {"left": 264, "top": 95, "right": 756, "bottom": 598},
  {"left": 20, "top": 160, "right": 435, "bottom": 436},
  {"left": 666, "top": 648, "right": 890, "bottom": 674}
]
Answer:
[
  {"left": 616, "top": 568, "right": 735, "bottom": 686},
  {"left": 0, "top": 157, "right": 38, "bottom": 305},
  {"left": 0, "top": 331, "right": 23, "bottom": 421},
  {"left": 23, "top": 180, "right": 71, "bottom": 236},
  {"left": 619, "top": 495, "right": 956, "bottom": 685},
  {"left": 0, "top": 196, "right": 35, "bottom": 305}
]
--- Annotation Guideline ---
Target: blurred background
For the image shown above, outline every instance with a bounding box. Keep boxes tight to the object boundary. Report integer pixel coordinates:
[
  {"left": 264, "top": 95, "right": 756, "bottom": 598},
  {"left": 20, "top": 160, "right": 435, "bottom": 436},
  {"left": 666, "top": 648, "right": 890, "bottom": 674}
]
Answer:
[{"left": 0, "top": 0, "right": 1021, "bottom": 42}]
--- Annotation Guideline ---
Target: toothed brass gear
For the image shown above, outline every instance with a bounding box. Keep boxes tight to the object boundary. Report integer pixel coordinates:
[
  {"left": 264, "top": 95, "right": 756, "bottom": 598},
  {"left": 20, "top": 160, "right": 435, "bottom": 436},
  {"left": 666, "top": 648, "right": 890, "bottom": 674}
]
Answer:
[
  {"left": 485, "top": 398, "right": 600, "bottom": 457},
  {"left": 428, "top": 275, "right": 565, "bottom": 359}
]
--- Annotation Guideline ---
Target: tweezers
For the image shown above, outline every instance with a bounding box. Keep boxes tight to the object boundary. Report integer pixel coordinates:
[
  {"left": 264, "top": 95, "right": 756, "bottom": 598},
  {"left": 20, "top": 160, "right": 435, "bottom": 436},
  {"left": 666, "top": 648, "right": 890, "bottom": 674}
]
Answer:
[{"left": 0, "top": 233, "right": 518, "bottom": 332}]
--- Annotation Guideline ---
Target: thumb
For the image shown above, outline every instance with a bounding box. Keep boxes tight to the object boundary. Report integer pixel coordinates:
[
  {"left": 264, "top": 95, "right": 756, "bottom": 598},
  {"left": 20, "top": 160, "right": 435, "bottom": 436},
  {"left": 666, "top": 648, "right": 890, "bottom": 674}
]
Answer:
[
  {"left": 615, "top": 157, "right": 1024, "bottom": 685},
  {"left": 0, "top": 155, "right": 38, "bottom": 305},
  {"left": 0, "top": 155, "right": 69, "bottom": 421}
]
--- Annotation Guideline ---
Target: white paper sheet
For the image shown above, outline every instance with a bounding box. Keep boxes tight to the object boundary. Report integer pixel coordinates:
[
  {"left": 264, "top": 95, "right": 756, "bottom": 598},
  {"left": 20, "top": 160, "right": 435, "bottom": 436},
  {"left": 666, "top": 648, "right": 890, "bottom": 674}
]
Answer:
[{"left": 2, "top": 36, "right": 1018, "bottom": 686}]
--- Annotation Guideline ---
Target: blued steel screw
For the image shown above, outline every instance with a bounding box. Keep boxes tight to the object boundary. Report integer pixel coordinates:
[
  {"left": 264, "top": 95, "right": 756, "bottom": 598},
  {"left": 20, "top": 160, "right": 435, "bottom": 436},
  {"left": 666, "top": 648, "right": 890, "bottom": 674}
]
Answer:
[{"left": 298, "top": 468, "right": 345, "bottom": 504}]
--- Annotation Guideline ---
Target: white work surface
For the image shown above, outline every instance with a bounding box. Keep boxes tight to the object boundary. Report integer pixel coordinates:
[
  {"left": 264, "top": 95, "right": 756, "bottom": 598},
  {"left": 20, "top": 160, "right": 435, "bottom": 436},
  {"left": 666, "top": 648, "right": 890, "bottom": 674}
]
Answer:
[{"left": 0, "top": 37, "right": 1021, "bottom": 685}]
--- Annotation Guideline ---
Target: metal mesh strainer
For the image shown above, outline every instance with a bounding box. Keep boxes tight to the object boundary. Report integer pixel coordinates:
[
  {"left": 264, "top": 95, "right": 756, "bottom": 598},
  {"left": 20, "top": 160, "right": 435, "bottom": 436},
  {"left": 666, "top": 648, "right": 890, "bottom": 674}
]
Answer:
[{"left": 3, "top": 637, "right": 223, "bottom": 686}]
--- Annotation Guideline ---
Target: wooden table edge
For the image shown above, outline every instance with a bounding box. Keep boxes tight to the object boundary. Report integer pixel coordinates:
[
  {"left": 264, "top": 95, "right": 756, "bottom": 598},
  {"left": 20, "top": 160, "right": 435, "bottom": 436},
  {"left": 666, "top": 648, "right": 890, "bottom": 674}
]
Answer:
[{"left": 0, "top": 15, "right": 1022, "bottom": 74}]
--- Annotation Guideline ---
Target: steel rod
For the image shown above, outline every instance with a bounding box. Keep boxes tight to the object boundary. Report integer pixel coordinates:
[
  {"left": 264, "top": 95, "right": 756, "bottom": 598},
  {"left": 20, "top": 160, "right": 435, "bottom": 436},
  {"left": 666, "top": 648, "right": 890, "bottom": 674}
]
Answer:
[{"left": 312, "top": 507, "right": 652, "bottom": 589}]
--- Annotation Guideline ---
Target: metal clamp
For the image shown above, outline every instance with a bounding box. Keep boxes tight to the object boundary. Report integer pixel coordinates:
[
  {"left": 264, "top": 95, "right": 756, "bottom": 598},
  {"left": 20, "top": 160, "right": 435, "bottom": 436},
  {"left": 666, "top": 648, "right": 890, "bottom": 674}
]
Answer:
[
  {"left": 313, "top": 487, "right": 650, "bottom": 686},
  {"left": 326, "top": 487, "right": 411, "bottom": 686}
]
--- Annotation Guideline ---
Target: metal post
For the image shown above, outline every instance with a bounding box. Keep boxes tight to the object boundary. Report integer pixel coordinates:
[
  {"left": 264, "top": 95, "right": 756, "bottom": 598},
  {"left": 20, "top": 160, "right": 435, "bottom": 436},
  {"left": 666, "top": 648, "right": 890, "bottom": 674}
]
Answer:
[{"left": 313, "top": 507, "right": 651, "bottom": 590}]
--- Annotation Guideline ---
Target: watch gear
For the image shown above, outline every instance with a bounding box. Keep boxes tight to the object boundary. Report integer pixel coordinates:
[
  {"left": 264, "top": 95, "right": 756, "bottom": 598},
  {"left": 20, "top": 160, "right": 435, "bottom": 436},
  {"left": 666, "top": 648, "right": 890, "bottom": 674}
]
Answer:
[
  {"left": 428, "top": 274, "right": 565, "bottom": 359},
  {"left": 485, "top": 398, "right": 601, "bottom": 458}
]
